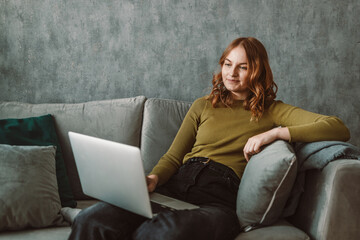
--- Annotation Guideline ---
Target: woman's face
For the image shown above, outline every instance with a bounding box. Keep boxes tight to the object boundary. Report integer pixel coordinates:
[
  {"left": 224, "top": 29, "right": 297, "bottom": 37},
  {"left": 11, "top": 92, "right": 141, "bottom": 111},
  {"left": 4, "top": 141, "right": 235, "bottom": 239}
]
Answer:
[{"left": 221, "top": 45, "right": 249, "bottom": 100}]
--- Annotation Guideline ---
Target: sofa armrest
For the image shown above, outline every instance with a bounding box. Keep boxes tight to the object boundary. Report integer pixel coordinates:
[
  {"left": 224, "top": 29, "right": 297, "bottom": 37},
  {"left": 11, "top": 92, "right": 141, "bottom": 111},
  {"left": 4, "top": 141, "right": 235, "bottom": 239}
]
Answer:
[{"left": 289, "top": 159, "right": 360, "bottom": 240}]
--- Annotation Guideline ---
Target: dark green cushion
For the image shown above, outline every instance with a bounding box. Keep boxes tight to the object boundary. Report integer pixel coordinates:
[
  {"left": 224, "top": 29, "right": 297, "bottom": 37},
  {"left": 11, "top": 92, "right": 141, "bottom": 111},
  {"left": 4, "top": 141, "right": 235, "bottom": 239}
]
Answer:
[{"left": 0, "top": 114, "right": 76, "bottom": 207}]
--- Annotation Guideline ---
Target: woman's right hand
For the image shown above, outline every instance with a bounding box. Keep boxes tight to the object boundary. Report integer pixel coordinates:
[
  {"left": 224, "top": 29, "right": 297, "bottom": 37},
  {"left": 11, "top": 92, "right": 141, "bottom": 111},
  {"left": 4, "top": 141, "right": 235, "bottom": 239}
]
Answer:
[
  {"left": 243, "top": 127, "right": 290, "bottom": 162},
  {"left": 146, "top": 174, "right": 159, "bottom": 192}
]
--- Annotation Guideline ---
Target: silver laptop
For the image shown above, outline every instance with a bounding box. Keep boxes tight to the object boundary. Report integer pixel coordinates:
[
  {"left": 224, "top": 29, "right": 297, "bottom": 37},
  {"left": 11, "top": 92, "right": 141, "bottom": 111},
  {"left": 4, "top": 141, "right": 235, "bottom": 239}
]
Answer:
[{"left": 68, "top": 131, "right": 199, "bottom": 219}]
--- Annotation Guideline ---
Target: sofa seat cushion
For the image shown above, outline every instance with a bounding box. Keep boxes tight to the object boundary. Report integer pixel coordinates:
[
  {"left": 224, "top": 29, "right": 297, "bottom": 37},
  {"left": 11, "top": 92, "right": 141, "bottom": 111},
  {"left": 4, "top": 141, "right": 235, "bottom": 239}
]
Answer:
[
  {"left": 0, "top": 200, "right": 99, "bottom": 239},
  {"left": 75, "top": 200, "right": 100, "bottom": 209},
  {"left": 0, "top": 226, "right": 71, "bottom": 240},
  {"left": 235, "top": 219, "right": 310, "bottom": 240},
  {"left": 0, "top": 96, "right": 146, "bottom": 200}
]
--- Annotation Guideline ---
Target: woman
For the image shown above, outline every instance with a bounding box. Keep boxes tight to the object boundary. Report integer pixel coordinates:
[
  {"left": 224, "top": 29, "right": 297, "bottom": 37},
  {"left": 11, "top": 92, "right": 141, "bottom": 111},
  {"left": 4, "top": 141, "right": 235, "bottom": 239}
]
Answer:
[{"left": 69, "top": 37, "right": 350, "bottom": 240}]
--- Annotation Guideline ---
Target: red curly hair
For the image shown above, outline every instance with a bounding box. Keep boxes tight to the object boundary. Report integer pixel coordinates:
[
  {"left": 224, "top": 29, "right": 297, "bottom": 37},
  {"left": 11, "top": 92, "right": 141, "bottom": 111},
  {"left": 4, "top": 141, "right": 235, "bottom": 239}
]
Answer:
[{"left": 208, "top": 37, "right": 278, "bottom": 121}]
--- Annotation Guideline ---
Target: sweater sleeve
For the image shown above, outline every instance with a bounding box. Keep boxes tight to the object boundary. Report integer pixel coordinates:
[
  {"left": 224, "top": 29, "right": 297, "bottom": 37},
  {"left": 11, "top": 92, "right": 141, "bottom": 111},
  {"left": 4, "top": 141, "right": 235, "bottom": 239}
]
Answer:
[
  {"left": 268, "top": 101, "right": 350, "bottom": 143},
  {"left": 149, "top": 97, "right": 206, "bottom": 185}
]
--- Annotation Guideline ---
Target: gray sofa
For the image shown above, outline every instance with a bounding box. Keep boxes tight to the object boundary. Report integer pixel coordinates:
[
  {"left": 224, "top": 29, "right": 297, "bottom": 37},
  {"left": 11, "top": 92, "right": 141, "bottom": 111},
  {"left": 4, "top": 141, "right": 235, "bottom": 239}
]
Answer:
[{"left": 0, "top": 96, "right": 359, "bottom": 240}]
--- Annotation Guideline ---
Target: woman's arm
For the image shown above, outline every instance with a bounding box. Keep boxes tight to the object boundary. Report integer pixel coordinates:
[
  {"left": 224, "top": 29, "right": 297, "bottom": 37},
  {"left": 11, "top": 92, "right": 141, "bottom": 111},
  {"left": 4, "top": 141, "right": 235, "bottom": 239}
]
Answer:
[
  {"left": 271, "top": 101, "right": 350, "bottom": 142},
  {"left": 148, "top": 98, "right": 206, "bottom": 187},
  {"left": 244, "top": 101, "right": 350, "bottom": 161},
  {"left": 243, "top": 127, "right": 290, "bottom": 161}
]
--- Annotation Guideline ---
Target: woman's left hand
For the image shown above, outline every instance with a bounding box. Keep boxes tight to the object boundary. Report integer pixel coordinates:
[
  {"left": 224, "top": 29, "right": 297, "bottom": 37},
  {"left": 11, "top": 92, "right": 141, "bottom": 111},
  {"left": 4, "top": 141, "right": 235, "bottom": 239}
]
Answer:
[
  {"left": 243, "top": 127, "right": 290, "bottom": 162},
  {"left": 146, "top": 174, "right": 159, "bottom": 192}
]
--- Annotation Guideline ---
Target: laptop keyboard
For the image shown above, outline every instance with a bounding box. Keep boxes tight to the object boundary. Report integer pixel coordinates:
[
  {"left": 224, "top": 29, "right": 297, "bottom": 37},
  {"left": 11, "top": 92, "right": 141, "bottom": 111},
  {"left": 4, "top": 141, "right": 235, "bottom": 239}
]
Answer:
[{"left": 150, "top": 201, "right": 176, "bottom": 213}]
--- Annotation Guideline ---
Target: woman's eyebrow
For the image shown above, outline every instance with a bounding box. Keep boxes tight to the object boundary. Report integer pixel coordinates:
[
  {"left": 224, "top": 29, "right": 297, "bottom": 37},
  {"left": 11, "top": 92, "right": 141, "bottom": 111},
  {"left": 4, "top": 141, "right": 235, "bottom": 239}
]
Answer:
[{"left": 225, "top": 58, "right": 247, "bottom": 65}]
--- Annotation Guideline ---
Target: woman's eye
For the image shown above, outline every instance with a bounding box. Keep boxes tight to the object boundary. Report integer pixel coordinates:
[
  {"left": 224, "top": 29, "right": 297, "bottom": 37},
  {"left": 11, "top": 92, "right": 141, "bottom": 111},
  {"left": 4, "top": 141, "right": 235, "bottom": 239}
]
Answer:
[
  {"left": 224, "top": 63, "right": 231, "bottom": 67},
  {"left": 239, "top": 66, "right": 247, "bottom": 70}
]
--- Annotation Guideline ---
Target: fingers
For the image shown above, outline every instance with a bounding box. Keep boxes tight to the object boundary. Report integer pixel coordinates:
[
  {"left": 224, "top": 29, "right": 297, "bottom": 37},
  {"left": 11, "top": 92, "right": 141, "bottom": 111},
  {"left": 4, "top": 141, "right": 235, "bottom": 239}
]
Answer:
[
  {"left": 243, "top": 139, "right": 262, "bottom": 162},
  {"left": 244, "top": 147, "right": 260, "bottom": 161},
  {"left": 244, "top": 128, "right": 280, "bottom": 161},
  {"left": 244, "top": 151, "right": 250, "bottom": 162},
  {"left": 146, "top": 177, "right": 156, "bottom": 192},
  {"left": 148, "top": 183, "right": 156, "bottom": 192},
  {"left": 146, "top": 175, "right": 159, "bottom": 192}
]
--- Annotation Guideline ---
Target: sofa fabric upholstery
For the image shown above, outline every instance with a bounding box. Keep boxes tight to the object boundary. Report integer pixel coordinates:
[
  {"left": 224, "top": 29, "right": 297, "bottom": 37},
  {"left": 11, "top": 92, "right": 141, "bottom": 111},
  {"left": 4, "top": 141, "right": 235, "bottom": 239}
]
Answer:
[
  {"left": 0, "top": 227, "right": 72, "bottom": 240},
  {"left": 0, "top": 145, "right": 66, "bottom": 230},
  {"left": 0, "top": 97, "right": 358, "bottom": 240},
  {"left": 0, "top": 114, "right": 76, "bottom": 208},
  {"left": 235, "top": 219, "right": 310, "bottom": 240},
  {"left": 140, "top": 98, "right": 192, "bottom": 174},
  {"left": 289, "top": 160, "right": 360, "bottom": 240},
  {"left": 0, "top": 200, "right": 98, "bottom": 240},
  {"left": 0, "top": 97, "right": 146, "bottom": 199},
  {"left": 237, "top": 140, "right": 297, "bottom": 230}
]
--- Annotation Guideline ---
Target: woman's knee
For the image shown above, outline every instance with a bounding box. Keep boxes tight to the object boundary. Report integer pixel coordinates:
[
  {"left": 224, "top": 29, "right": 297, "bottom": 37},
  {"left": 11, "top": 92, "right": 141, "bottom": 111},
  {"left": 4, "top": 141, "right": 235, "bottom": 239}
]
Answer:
[
  {"left": 133, "top": 211, "right": 180, "bottom": 240},
  {"left": 70, "top": 202, "right": 131, "bottom": 240},
  {"left": 133, "top": 210, "right": 209, "bottom": 240},
  {"left": 133, "top": 207, "right": 239, "bottom": 240},
  {"left": 72, "top": 202, "right": 116, "bottom": 230},
  {"left": 71, "top": 208, "right": 88, "bottom": 228}
]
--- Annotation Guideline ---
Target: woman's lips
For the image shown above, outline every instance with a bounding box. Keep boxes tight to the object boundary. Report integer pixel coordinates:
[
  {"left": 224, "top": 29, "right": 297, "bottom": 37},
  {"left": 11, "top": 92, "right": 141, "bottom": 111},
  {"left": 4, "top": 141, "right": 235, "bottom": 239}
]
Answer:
[{"left": 226, "top": 79, "right": 239, "bottom": 82}]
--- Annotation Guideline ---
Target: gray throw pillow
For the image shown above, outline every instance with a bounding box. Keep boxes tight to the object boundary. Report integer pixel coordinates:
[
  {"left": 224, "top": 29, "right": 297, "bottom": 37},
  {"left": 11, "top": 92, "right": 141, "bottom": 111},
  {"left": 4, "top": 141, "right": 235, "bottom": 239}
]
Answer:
[
  {"left": 236, "top": 140, "right": 297, "bottom": 232},
  {"left": 0, "top": 144, "right": 67, "bottom": 231}
]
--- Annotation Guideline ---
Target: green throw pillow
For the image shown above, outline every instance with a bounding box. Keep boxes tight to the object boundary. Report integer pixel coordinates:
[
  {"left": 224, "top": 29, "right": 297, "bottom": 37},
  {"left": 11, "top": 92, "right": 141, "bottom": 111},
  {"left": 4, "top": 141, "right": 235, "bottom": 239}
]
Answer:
[
  {"left": 236, "top": 140, "right": 297, "bottom": 232},
  {"left": 0, "top": 145, "right": 67, "bottom": 230},
  {"left": 0, "top": 114, "right": 76, "bottom": 207}
]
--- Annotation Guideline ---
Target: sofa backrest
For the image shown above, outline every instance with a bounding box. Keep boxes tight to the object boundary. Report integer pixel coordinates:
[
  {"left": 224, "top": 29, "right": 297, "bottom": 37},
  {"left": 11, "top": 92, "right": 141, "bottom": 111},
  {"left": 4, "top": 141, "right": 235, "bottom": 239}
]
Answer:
[
  {"left": 140, "top": 98, "right": 192, "bottom": 174},
  {"left": 0, "top": 96, "right": 146, "bottom": 200}
]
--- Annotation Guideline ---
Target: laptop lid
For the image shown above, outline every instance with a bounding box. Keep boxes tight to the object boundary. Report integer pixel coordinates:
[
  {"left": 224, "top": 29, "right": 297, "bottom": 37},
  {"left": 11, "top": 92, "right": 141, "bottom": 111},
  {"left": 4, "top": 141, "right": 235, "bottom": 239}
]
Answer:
[{"left": 68, "top": 131, "right": 153, "bottom": 218}]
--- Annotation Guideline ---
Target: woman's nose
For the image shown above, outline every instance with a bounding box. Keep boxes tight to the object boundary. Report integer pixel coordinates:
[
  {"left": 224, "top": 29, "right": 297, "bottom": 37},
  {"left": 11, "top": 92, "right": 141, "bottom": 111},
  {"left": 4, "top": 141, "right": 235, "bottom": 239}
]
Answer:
[{"left": 230, "top": 67, "right": 239, "bottom": 77}]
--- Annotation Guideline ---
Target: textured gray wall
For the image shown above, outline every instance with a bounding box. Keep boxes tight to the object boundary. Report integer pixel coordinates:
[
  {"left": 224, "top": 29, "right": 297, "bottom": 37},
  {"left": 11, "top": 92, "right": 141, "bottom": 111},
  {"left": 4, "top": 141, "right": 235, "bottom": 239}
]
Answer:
[{"left": 0, "top": 0, "right": 359, "bottom": 146}]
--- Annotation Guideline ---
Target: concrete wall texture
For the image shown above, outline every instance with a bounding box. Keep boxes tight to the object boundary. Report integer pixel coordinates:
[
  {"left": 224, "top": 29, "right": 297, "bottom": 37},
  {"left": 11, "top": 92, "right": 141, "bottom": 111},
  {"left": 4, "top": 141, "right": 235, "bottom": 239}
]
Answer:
[{"left": 0, "top": 0, "right": 359, "bottom": 146}]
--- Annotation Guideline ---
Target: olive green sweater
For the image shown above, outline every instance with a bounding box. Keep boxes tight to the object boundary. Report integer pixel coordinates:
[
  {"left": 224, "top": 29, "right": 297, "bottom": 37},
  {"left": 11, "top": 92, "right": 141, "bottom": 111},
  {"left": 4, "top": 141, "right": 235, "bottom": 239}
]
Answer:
[{"left": 150, "top": 97, "right": 350, "bottom": 185}]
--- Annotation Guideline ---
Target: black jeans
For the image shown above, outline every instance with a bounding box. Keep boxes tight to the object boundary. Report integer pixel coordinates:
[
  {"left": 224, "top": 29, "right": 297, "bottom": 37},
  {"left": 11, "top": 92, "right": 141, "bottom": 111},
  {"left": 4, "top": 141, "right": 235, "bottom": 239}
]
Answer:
[{"left": 68, "top": 158, "right": 241, "bottom": 240}]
